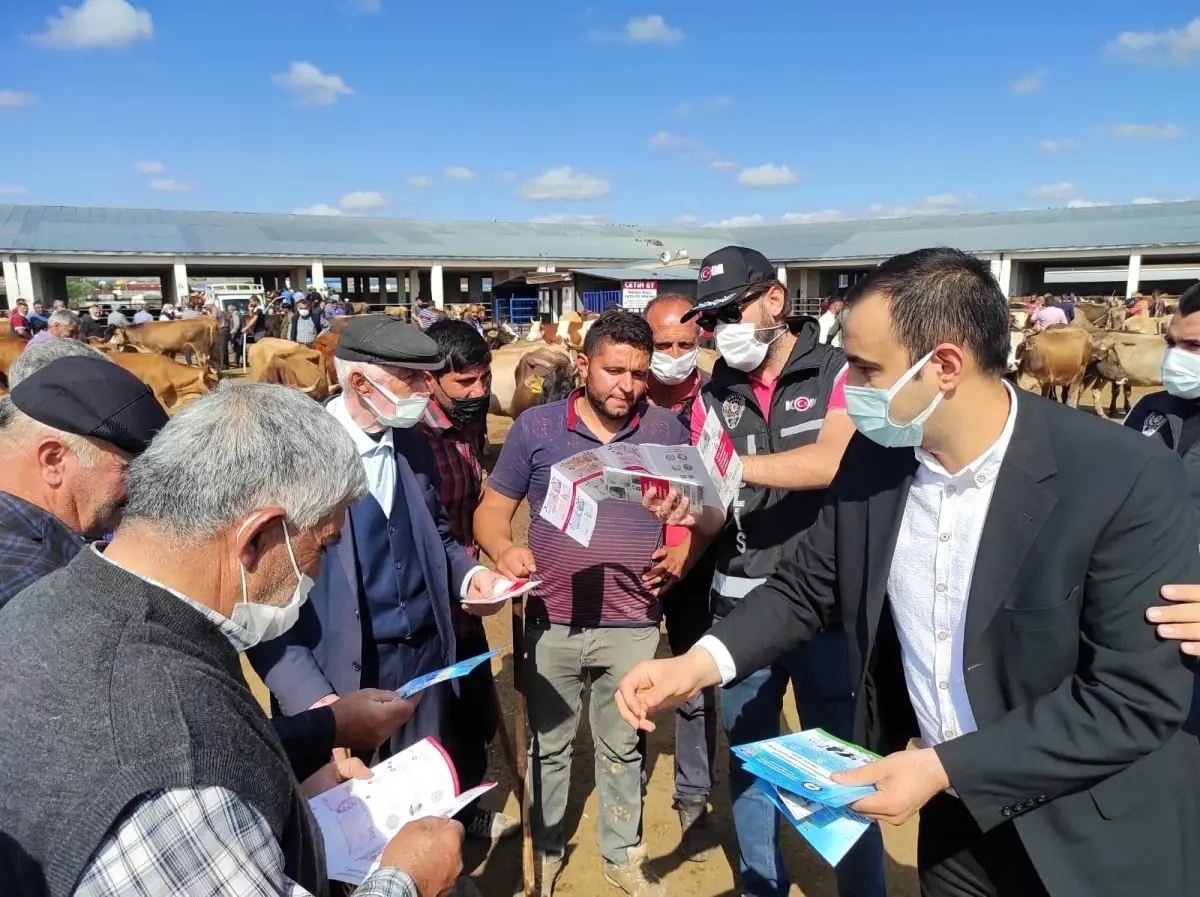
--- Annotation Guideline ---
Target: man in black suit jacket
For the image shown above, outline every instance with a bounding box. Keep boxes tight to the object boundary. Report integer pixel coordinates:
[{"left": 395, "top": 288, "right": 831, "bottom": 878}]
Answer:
[{"left": 620, "top": 248, "right": 1200, "bottom": 897}]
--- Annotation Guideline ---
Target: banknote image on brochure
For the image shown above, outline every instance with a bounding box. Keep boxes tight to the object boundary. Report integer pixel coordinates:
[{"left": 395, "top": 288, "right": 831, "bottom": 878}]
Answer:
[
  {"left": 731, "top": 728, "right": 880, "bottom": 809},
  {"left": 538, "top": 404, "right": 742, "bottom": 547},
  {"left": 395, "top": 649, "right": 500, "bottom": 699},
  {"left": 308, "top": 736, "right": 496, "bottom": 884}
]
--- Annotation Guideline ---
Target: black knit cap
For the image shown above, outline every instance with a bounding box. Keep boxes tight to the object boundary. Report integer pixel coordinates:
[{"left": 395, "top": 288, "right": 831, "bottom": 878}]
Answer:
[
  {"left": 333, "top": 316, "right": 445, "bottom": 371},
  {"left": 10, "top": 356, "right": 169, "bottom": 456}
]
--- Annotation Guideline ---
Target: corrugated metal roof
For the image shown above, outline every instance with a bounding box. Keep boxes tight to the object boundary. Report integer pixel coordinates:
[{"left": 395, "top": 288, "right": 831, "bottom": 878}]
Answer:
[
  {"left": 572, "top": 266, "right": 699, "bottom": 281},
  {"left": 1, "top": 202, "right": 1199, "bottom": 263}
]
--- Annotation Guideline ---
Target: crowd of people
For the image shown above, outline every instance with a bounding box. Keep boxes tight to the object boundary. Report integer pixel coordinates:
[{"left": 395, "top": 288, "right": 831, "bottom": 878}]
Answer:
[{"left": 2, "top": 244, "right": 1200, "bottom": 897}]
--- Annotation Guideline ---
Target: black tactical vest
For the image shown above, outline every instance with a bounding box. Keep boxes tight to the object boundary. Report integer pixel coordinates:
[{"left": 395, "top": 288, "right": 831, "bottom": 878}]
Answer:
[
  {"left": 1125, "top": 390, "right": 1200, "bottom": 541},
  {"left": 699, "top": 317, "right": 847, "bottom": 618}
]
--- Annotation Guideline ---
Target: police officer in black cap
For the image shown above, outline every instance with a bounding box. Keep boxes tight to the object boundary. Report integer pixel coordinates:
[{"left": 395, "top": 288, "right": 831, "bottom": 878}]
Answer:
[
  {"left": 0, "top": 355, "right": 169, "bottom": 608},
  {"left": 248, "top": 316, "right": 507, "bottom": 766}
]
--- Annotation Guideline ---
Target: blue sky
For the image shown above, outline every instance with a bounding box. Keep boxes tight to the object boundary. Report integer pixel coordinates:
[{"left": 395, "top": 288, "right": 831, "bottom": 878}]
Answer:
[{"left": 1, "top": 0, "right": 1197, "bottom": 227}]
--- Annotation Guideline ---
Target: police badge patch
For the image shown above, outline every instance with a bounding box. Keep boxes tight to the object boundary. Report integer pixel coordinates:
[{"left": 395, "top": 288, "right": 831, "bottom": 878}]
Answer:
[
  {"left": 1142, "top": 411, "right": 1167, "bottom": 436},
  {"left": 722, "top": 393, "right": 745, "bottom": 429}
]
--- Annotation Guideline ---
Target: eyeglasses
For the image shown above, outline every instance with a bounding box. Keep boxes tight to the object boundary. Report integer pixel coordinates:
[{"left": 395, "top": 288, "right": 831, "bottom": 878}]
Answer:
[{"left": 697, "top": 283, "right": 776, "bottom": 329}]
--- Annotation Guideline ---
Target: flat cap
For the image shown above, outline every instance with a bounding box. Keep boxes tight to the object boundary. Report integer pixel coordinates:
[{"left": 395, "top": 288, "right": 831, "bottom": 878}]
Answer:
[
  {"left": 10, "top": 355, "right": 169, "bottom": 456},
  {"left": 334, "top": 316, "right": 445, "bottom": 371}
]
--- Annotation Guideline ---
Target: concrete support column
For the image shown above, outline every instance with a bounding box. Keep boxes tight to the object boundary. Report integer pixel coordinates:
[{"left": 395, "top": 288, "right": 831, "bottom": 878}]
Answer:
[
  {"left": 15, "top": 260, "right": 40, "bottom": 304},
  {"left": 1126, "top": 254, "right": 1142, "bottom": 299},
  {"left": 407, "top": 268, "right": 420, "bottom": 303},
  {"left": 997, "top": 259, "right": 1013, "bottom": 298},
  {"left": 989, "top": 259, "right": 1002, "bottom": 283},
  {"left": 311, "top": 260, "right": 325, "bottom": 296},
  {"left": 167, "top": 260, "right": 188, "bottom": 306},
  {"left": 430, "top": 264, "right": 444, "bottom": 308},
  {"left": 2, "top": 259, "right": 18, "bottom": 309},
  {"left": 290, "top": 267, "right": 307, "bottom": 293},
  {"left": 776, "top": 266, "right": 788, "bottom": 289},
  {"left": 393, "top": 271, "right": 403, "bottom": 305}
]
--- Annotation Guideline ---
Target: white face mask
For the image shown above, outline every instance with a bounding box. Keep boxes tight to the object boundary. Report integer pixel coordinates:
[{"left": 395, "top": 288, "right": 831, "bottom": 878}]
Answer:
[
  {"left": 298, "top": 308, "right": 311, "bottom": 318},
  {"left": 650, "top": 349, "right": 699, "bottom": 385},
  {"left": 1162, "top": 348, "right": 1200, "bottom": 400},
  {"left": 230, "top": 518, "right": 313, "bottom": 648},
  {"left": 714, "top": 322, "right": 784, "bottom": 373},
  {"left": 363, "top": 374, "right": 429, "bottom": 429},
  {"left": 843, "top": 349, "right": 944, "bottom": 448}
]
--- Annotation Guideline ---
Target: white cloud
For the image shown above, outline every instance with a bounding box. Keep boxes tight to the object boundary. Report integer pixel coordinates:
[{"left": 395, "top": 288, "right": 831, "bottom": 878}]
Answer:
[
  {"left": 625, "top": 14, "right": 683, "bottom": 44},
  {"left": 670, "top": 96, "right": 730, "bottom": 116},
  {"left": 530, "top": 213, "right": 611, "bottom": 225},
  {"left": 444, "top": 166, "right": 476, "bottom": 181},
  {"left": 29, "top": 0, "right": 153, "bottom": 51},
  {"left": 669, "top": 101, "right": 694, "bottom": 116},
  {"left": 1066, "top": 198, "right": 1110, "bottom": 208},
  {"left": 1011, "top": 70, "right": 1046, "bottom": 94},
  {"left": 0, "top": 186, "right": 30, "bottom": 196},
  {"left": 673, "top": 214, "right": 699, "bottom": 224},
  {"left": 708, "top": 159, "right": 736, "bottom": 170},
  {"left": 704, "top": 214, "right": 766, "bottom": 228},
  {"left": 408, "top": 175, "right": 434, "bottom": 188},
  {"left": 338, "top": 190, "right": 387, "bottom": 212},
  {"left": 1108, "top": 18, "right": 1200, "bottom": 66},
  {"left": 866, "top": 194, "right": 972, "bottom": 218},
  {"left": 272, "top": 62, "right": 353, "bottom": 106},
  {"left": 1039, "top": 138, "right": 1078, "bottom": 152},
  {"left": 709, "top": 96, "right": 732, "bottom": 109},
  {"left": 649, "top": 130, "right": 700, "bottom": 151},
  {"left": 495, "top": 170, "right": 518, "bottom": 182},
  {"left": 737, "top": 164, "right": 799, "bottom": 189},
  {"left": 1132, "top": 197, "right": 1162, "bottom": 204},
  {"left": 149, "top": 178, "right": 194, "bottom": 192},
  {"left": 1028, "top": 181, "right": 1075, "bottom": 199},
  {"left": 520, "top": 166, "right": 611, "bottom": 201},
  {"left": 1109, "top": 123, "right": 1182, "bottom": 140},
  {"left": 781, "top": 209, "right": 847, "bottom": 224},
  {"left": 0, "top": 90, "right": 36, "bottom": 108},
  {"left": 134, "top": 160, "right": 165, "bottom": 174},
  {"left": 294, "top": 203, "right": 344, "bottom": 216}
]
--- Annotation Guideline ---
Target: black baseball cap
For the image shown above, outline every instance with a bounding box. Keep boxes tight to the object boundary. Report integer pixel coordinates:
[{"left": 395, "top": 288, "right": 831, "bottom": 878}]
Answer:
[
  {"left": 681, "top": 246, "right": 778, "bottom": 323},
  {"left": 10, "top": 355, "right": 169, "bottom": 456},
  {"left": 334, "top": 315, "right": 445, "bottom": 371}
]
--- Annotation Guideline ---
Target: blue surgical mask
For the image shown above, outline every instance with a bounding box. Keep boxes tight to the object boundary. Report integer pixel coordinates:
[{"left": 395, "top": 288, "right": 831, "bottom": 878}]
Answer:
[
  {"left": 1162, "top": 348, "right": 1200, "bottom": 400},
  {"left": 843, "top": 350, "right": 943, "bottom": 448}
]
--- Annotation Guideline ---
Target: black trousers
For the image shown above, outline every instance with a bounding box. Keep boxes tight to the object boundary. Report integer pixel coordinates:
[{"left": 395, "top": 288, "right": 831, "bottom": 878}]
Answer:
[{"left": 919, "top": 793, "right": 1049, "bottom": 897}]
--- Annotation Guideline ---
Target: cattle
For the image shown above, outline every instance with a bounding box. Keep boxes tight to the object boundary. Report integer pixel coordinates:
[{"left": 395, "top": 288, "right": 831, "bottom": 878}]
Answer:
[
  {"left": 0, "top": 336, "right": 25, "bottom": 387},
  {"left": 528, "top": 315, "right": 597, "bottom": 351},
  {"left": 1072, "top": 299, "right": 1126, "bottom": 331},
  {"left": 248, "top": 338, "right": 330, "bottom": 400},
  {"left": 1014, "top": 326, "right": 1093, "bottom": 406},
  {"left": 311, "top": 331, "right": 340, "bottom": 391},
  {"left": 489, "top": 343, "right": 573, "bottom": 419},
  {"left": 384, "top": 306, "right": 410, "bottom": 321},
  {"left": 110, "top": 318, "right": 220, "bottom": 373},
  {"left": 347, "top": 302, "right": 370, "bottom": 316},
  {"left": 1084, "top": 331, "right": 1165, "bottom": 419},
  {"left": 107, "top": 353, "right": 217, "bottom": 412},
  {"left": 486, "top": 321, "right": 520, "bottom": 350},
  {"left": 1121, "top": 316, "right": 1167, "bottom": 336}
]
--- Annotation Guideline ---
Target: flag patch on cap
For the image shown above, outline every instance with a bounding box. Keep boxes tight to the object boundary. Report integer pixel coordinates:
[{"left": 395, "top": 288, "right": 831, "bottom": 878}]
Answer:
[{"left": 700, "top": 264, "right": 724, "bottom": 282}]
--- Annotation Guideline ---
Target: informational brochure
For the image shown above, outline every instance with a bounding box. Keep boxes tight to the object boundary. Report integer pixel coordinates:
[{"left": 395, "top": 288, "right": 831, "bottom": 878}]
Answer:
[
  {"left": 731, "top": 728, "right": 879, "bottom": 809},
  {"left": 460, "top": 578, "right": 541, "bottom": 608},
  {"left": 537, "top": 406, "right": 742, "bottom": 547},
  {"left": 755, "top": 779, "right": 874, "bottom": 867},
  {"left": 395, "top": 649, "right": 500, "bottom": 699},
  {"left": 308, "top": 736, "right": 496, "bottom": 884}
]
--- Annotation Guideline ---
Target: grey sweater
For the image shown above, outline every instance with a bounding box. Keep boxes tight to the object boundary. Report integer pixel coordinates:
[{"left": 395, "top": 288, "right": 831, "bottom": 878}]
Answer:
[{"left": 0, "top": 547, "right": 326, "bottom": 897}]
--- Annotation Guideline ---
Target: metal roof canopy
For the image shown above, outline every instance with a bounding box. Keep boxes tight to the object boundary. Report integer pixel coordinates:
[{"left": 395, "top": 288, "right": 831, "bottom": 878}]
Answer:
[
  {"left": 2, "top": 201, "right": 1200, "bottom": 263},
  {"left": 571, "top": 266, "right": 699, "bottom": 282}
]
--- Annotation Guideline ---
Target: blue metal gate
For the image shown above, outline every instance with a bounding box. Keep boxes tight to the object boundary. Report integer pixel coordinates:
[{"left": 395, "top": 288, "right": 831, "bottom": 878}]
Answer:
[
  {"left": 493, "top": 296, "right": 540, "bottom": 324},
  {"left": 581, "top": 290, "right": 622, "bottom": 313}
]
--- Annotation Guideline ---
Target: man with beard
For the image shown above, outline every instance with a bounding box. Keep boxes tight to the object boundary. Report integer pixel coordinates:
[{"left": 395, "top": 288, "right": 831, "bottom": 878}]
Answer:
[
  {"left": 418, "top": 320, "right": 519, "bottom": 843},
  {"left": 474, "top": 309, "right": 723, "bottom": 896}
]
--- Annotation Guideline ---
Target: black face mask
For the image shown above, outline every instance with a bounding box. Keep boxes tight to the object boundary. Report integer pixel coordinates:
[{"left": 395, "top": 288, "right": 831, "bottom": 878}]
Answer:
[{"left": 445, "top": 393, "right": 491, "bottom": 426}]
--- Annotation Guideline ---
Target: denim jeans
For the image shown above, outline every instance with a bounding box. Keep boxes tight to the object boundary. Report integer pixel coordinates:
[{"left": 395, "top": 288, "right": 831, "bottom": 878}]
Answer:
[
  {"left": 719, "top": 623, "right": 888, "bottom": 897},
  {"left": 523, "top": 622, "right": 661, "bottom": 866}
]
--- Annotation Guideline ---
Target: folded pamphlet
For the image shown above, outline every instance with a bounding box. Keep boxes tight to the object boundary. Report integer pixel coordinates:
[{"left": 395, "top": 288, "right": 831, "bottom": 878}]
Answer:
[
  {"left": 395, "top": 649, "right": 500, "bottom": 699},
  {"left": 308, "top": 736, "right": 496, "bottom": 884},
  {"left": 755, "top": 779, "right": 874, "bottom": 867},
  {"left": 460, "top": 578, "right": 541, "bottom": 608}
]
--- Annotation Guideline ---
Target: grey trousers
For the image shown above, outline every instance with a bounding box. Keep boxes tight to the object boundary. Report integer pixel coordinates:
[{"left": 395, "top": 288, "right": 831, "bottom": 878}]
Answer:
[{"left": 522, "top": 622, "right": 660, "bottom": 866}]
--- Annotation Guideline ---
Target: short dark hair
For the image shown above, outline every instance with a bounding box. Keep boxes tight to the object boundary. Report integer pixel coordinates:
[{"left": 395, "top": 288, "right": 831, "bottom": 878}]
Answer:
[
  {"left": 1178, "top": 282, "right": 1200, "bottom": 318},
  {"left": 425, "top": 319, "right": 492, "bottom": 373},
  {"left": 845, "top": 247, "right": 1011, "bottom": 377},
  {"left": 582, "top": 308, "right": 653, "bottom": 356}
]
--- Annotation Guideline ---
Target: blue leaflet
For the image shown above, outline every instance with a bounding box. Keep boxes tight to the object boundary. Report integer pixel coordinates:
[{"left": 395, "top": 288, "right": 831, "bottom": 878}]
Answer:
[
  {"left": 396, "top": 649, "right": 500, "bottom": 699},
  {"left": 731, "top": 728, "right": 879, "bottom": 809},
  {"left": 754, "top": 780, "right": 874, "bottom": 867}
]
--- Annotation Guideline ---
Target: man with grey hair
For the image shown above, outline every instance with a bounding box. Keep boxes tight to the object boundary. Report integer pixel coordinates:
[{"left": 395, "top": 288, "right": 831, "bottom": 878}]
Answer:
[
  {"left": 0, "top": 381, "right": 467, "bottom": 897},
  {"left": 24, "top": 308, "right": 80, "bottom": 349}
]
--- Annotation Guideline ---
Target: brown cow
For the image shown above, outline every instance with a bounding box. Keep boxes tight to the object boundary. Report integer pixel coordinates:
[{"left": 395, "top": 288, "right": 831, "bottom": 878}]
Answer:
[
  {"left": 0, "top": 336, "right": 26, "bottom": 387},
  {"left": 107, "top": 353, "right": 217, "bottom": 412},
  {"left": 488, "top": 343, "right": 573, "bottom": 419},
  {"left": 1014, "top": 326, "right": 1093, "bottom": 406},
  {"left": 1084, "top": 331, "right": 1165, "bottom": 419},
  {"left": 110, "top": 318, "right": 220, "bottom": 373},
  {"left": 248, "top": 338, "right": 329, "bottom": 400},
  {"left": 311, "top": 331, "right": 340, "bottom": 392}
]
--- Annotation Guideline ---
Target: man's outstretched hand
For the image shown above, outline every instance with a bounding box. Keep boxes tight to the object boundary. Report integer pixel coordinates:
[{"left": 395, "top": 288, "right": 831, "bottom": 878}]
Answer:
[{"left": 616, "top": 648, "right": 721, "bottom": 732}]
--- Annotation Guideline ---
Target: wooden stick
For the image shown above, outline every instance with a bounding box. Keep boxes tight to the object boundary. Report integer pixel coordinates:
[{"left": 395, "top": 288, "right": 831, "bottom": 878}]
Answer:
[{"left": 511, "top": 593, "right": 535, "bottom": 897}]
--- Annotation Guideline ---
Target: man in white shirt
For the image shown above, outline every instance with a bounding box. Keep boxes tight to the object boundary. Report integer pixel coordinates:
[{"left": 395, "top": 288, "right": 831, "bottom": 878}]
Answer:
[
  {"left": 818, "top": 297, "right": 844, "bottom": 347},
  {"left": 618, "top": 247, "right": 1200, "bottom": 897}
]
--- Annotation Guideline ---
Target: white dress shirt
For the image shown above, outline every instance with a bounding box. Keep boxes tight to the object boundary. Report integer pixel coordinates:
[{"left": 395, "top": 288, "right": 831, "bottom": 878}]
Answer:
[
  {"left": 327, "top": 394, "right": 484, "bottom": 599},
  {"left": 698, "top": 382, "right": 1018, "bottom": 751}
]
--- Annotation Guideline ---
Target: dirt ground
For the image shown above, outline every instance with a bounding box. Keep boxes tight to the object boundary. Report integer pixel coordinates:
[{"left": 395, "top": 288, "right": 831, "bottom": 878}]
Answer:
[{"left": 243, "top": 384, "right": 1153, "bottom": 896}]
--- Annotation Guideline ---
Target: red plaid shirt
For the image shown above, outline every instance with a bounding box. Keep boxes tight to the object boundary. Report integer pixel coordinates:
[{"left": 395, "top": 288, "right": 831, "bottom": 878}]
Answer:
[{"left": 418, "top": 401, "right": 486, "bottom": 557}]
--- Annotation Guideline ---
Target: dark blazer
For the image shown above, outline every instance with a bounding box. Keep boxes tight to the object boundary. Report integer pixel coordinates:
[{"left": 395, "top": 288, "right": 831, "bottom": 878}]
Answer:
[
  {"left": 712, "top": 388, "right": 1200, "bottom": 896},
  {"left": 248, "top": 425, "right": 478, "bottom": 715}
]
